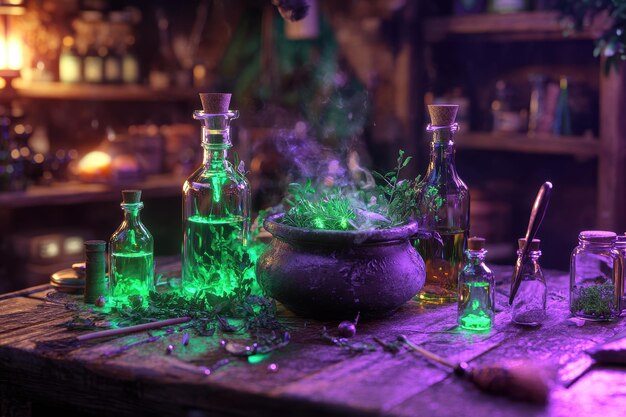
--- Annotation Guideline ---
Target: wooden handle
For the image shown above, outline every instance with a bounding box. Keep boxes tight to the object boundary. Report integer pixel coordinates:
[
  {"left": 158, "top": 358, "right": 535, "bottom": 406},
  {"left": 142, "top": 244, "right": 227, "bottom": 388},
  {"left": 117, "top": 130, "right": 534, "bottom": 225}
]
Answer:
[
  {"left": 77, "top": 317, "right": 191, "bottom": 342},
  {"left": 510, "top": 182, "right": 552, "bottom": 304}
]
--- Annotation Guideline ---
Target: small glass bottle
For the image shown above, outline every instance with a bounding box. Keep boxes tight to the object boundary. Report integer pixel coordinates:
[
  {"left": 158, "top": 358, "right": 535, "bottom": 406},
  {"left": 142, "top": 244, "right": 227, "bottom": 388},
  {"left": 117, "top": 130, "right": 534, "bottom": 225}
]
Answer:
[
  {"left": 415, "top": 104, "right": 470, "bottom": 304},
  {"left": 570, "top": 231, "right": 623, "bottom": 321},
  {"left": 182, "top": 93, "right": 250, "bottom": 297},
  {"left": 458, "top": 237, "right": 495, "bottom": 331},
  {"left": 109, "top": 190, "right": 154, "bottom": 303},
  {"left": 511, "top": 238, "right": 547, "bottom": 326}
]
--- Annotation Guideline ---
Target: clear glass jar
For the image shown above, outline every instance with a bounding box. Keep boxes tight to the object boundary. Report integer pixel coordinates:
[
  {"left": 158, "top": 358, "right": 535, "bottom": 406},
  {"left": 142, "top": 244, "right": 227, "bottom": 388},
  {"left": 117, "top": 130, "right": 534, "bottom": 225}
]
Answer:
[
  {"left": 182, "top": 107, "right": 250, "bottom": 297},
  {"left": 415, "top": 105, "right": 470, "bottom": 304},
  {"left": 570, "top": 231, "right": 623, "bottom": 321},
  {"left": 458, "top": 237, "right": 495, "bottom": 331},
  {"left": 109, "top": 190, "right": 154, "bottom": 304},
  {"left": 512, "top": 238, "right": 546, "bottom": 326}
]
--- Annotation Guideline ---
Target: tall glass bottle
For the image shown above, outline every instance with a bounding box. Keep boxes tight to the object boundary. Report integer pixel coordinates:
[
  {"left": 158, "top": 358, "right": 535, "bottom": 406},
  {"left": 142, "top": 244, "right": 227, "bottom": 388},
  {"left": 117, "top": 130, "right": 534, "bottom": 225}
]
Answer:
[
  {"left": 109, "top": 190, "right": 154, "bottom": 303},
  {"left": 458, "top": 237, "right": 495, "bottom": 331},
  {"left": 415, "top": 104, "right": 470, "bottom": 304},
  {"left": 182, "top": 94, "right": 250, "bottom": 297}
]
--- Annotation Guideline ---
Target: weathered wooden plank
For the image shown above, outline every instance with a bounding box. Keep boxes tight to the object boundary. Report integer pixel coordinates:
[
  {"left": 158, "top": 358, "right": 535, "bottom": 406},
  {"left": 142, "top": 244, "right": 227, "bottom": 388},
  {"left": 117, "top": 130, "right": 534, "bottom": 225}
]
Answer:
[
  {"left": 1, "top": 267, "right": 624, "bottom": 417},
  {"left": 0, "top": 284, "right": 51, "bottom": 301}
]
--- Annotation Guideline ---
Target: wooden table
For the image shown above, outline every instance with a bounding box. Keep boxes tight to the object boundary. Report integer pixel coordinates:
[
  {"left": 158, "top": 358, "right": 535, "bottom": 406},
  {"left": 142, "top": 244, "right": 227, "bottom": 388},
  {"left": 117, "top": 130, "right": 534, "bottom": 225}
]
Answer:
[{"left": 1, "top": 266, "right": 625, "bottom": 417}]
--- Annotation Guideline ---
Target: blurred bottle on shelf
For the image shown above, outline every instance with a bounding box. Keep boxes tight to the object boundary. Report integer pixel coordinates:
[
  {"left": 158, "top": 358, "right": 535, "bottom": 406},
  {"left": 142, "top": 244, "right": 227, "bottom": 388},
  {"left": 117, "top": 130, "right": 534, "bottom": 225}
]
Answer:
[
  {"left": 59, "top": 7, "right": 140, "bottom": 85},
  {"left": 528, "top": 74, "right": 546, "bottom": 136},
  {"left": 491, "top": 80, "right": 525, "bottom": 133},
  {"left": 0, "top": 117, "right": 14, "bottom": 192},
  {"left": 488, "top": 0, "right": 529, "bottom": 13},
  {"left": 122, "top": 36, "right": 140, "bottom": 84},
  {"left": 553, "top": 77, "right": 572, "bottom": 136},
  {"left": 59, "top": 36, "right": 82, "bottom": 83}
]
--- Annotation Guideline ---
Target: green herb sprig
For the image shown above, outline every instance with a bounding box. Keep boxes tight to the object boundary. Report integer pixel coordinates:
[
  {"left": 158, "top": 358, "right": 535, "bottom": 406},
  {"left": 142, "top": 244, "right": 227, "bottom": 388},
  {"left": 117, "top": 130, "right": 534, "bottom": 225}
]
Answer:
[{"left": 280, "top": 150, "right": 422, "bottom": 231}]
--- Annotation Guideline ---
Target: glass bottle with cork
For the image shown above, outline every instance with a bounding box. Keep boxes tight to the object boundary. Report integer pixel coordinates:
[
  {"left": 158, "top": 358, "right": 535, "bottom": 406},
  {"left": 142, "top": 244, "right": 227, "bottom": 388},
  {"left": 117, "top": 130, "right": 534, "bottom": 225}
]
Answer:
[
  {"left": 458, "top": 237, "right": 495, "bottom": 331},
  {"left": 109, "top": 190, "right": 154, "bottom": 304},
  {"left": 511, "top": 238, "right": 547, "bottom": 326},
  {"left": 182, "top": 93, "right": 250, "bottom": 297},
  {"left": 415, "top": 104, "right": 470, "bottom": 303}
]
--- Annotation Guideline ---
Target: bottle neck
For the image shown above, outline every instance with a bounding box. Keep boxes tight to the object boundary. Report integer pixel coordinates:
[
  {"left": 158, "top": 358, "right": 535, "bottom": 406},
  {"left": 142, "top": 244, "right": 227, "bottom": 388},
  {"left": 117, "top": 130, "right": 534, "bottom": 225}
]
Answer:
[
  {"left": 517, "top": 249, "right": 542, "bottom": 262},
  {"left": 426, "top": 125, "right": 459, "bottom": 179},
  {"left": 466, "top": 249, "right": 487, "bottom": 265},
  {"left": 122, "top": 203, "right": 143, "bottom": 226},
  {"left": 201, "top": 124, "right": 231, "bottom": 167}
]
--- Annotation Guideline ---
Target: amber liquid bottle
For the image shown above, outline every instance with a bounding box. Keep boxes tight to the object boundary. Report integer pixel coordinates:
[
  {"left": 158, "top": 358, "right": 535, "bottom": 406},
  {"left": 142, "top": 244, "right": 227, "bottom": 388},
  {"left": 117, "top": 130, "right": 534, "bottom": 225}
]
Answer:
[{"left": 415, "top": 105, "right": 470, "bottom": 304}]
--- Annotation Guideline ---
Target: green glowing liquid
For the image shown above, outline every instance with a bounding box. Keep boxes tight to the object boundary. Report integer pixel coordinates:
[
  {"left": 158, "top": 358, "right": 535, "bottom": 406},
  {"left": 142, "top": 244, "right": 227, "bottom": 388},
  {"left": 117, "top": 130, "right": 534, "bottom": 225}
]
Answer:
[
  {"left": 109, "top": 251, "right": 154, "bottom": 301},
  {"left": 182, "top": 215, "right": 245, "bottom": 297},
  {"left": 458, "top": 281, "right": 493, "bottom": 331}
]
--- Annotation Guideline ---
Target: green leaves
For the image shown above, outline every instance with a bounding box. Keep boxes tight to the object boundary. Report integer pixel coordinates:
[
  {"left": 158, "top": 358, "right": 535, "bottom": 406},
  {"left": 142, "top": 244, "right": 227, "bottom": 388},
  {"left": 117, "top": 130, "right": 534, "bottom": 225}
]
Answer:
[
  {"left": 558, "top": 0, "right": 626, "bottom": 74},
  {"left": 280, "top": 150, "right": 421, "bottom": 230}
]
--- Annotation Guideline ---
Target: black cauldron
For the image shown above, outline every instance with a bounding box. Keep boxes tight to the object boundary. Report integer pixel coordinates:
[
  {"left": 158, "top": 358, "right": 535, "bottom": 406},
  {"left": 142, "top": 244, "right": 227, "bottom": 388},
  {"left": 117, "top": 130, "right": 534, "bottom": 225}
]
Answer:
[{"left": 256, "top": 214, "right": 426, "bottom": 319}]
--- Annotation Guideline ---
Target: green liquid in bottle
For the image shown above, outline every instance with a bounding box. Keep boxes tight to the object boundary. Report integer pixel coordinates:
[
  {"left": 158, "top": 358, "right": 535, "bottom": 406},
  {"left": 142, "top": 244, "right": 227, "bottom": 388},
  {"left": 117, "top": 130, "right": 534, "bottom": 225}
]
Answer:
[
  {"left": 110, "top": 251, "right": 154, "bottom": 301},
  {"left": 458, "top": 281, "right": 493, "bottom": 331},
  {"left": 182, "top": 215, "right": 245, "bottom": 296}
]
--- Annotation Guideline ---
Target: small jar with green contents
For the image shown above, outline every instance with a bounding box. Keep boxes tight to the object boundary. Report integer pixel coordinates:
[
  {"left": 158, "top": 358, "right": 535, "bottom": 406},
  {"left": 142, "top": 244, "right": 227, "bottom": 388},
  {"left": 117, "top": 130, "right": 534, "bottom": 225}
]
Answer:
[
  {"left": 458, "top": 237, "right": 495, "bottom": 331},
  {"left": 109, "top": 189, "right": 154, "bottom": 305},
  {"left": 570, "top": 231, "right": 623, "bottom": 321}
]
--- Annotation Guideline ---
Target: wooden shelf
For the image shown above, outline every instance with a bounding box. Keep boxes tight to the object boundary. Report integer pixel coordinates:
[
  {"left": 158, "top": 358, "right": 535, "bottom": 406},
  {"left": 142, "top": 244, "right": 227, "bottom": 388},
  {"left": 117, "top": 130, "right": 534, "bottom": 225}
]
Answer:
[
  {"left": 424, "top": 11, "right": 593, "bottom": 43},
  {"left": 0, "top": 174, "right": 185, "bottom": 209},
  {"left": 11, "top": 81, "right": 199, "bottom": 102},
  {"left": 455, "top": 132, "right": 599, "bottom": 158}
]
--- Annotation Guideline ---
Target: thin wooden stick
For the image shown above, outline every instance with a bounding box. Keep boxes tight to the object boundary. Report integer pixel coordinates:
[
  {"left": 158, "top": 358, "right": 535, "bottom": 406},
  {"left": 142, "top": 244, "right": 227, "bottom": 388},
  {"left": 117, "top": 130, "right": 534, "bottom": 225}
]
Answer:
[
  {"left": 77, "top": 317, "right": 191, "bottom": 342},
  {"left": 398, "top": 335, "right": 456, "bottom": 369}
]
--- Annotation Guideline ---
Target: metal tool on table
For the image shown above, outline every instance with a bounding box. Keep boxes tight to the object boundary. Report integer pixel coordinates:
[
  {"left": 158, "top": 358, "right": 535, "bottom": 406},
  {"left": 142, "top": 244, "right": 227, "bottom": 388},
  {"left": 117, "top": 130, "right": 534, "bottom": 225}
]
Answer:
[
  {"left": 509, "top": 182, "right": 553, "bottom": 305},
  {"left": 399, "top": 335, "right": 550, "bottom": 404}
]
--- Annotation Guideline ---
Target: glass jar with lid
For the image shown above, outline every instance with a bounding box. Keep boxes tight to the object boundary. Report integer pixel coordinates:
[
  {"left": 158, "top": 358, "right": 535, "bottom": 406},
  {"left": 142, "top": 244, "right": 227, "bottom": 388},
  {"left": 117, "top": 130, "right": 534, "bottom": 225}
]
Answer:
[{"left": 570, "top": 231, "right": 623, "bottom": 321}]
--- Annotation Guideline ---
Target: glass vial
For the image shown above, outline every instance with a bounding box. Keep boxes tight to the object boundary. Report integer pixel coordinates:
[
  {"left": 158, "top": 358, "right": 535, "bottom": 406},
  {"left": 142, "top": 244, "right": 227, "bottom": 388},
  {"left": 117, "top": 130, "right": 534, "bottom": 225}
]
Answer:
[
  {"left": 512, "top": 238, "right": 547, "bottom": 326},
  {"left": 458, "top": 237, "right": 495, "bottom": 331},
  {"left": 570, "top": 231, "right": 623, "bottom": 321},
  {"left": 416, "top": 104, "right": 470, "bottom": 304},
  {"left": 109, "top": 190, "right": 154, "bottom": 303},
  {"left": 182, "top": 94, "right": 250, "bottom": 297}
]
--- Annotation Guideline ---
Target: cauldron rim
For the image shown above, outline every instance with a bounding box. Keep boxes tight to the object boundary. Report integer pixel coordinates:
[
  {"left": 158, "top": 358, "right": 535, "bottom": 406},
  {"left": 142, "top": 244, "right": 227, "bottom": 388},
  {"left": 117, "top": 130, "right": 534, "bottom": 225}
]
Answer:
[{"left": 263, "top": 213, "right": 419, "bottom": 245}]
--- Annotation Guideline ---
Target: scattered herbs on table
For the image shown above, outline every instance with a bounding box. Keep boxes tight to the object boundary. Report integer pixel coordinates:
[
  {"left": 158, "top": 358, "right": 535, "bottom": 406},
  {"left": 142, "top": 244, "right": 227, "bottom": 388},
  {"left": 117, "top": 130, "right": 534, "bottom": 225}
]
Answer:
[{"left": 321, "top": 327, "right": 377, "bottom": 355}]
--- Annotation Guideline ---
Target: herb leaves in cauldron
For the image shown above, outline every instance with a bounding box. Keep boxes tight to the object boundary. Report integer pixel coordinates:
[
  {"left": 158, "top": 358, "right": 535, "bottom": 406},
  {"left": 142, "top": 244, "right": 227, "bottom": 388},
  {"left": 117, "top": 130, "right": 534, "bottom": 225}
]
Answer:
[{"left": 281, "top": 150, "right": 421, "bottom": 231}]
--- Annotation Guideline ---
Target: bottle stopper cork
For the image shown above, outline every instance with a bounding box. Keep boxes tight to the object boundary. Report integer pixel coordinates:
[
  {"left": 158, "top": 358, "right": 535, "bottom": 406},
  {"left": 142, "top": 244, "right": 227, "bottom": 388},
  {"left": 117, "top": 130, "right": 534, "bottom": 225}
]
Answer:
[
  {"left": 428, "top": 104, "right": 459, "bottom": 126},
  {"left": 468, "top": 237, "right": 486, "bottom": 251},
  {"left": 122, "top": 189, "right": 142, "bottom": 204},
  {"left": 518, "top": 238, "right": 540, "bottom": 251},
  {"left": 199, "top": 93, "right": 231, "bottom": 114}
]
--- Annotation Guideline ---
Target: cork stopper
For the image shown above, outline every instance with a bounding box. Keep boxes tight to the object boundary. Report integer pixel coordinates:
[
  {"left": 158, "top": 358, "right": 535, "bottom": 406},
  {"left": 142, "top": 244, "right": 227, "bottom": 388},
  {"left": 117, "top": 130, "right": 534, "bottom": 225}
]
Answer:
[
  {"left": 518, "top": 238, "right": 540, "bottom": 251},
  {"left": 84, "top": 240, "right": 106, "bottom": 252},
  {"left": 199, "top": 93, "right": 231, "bottom": 114},
  {"left": 428, "top": 104, "right": 459, "bottom": 127},
  {"left": 468, "top": 237, "right": 486, "bottom": 251},
  {"left": 122, "top": 189, "right": 142, "bottom": 204},
  {"left": 579, "top": 230, "right": 616, "bottom": 243}
]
